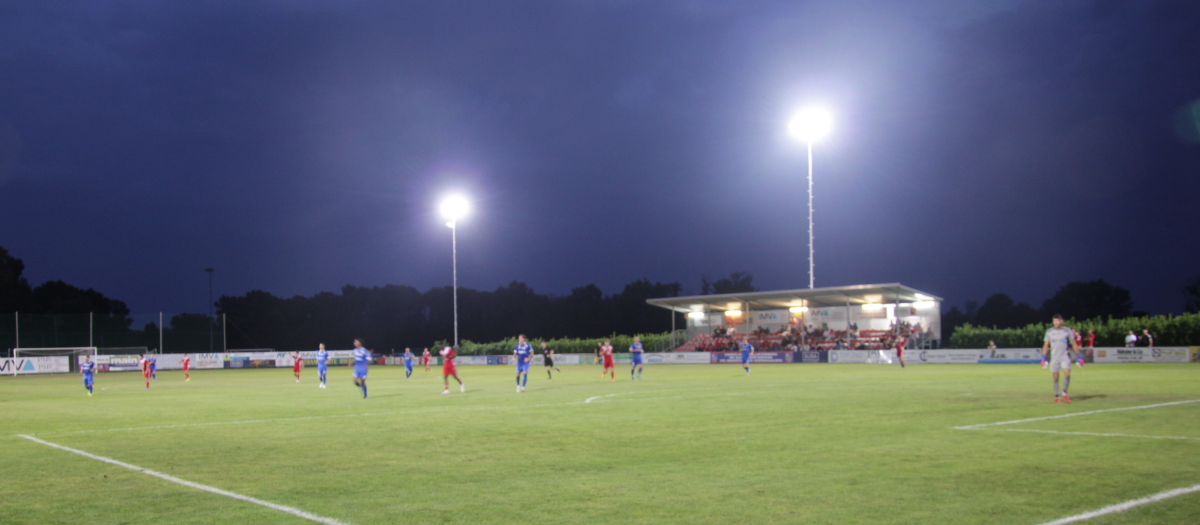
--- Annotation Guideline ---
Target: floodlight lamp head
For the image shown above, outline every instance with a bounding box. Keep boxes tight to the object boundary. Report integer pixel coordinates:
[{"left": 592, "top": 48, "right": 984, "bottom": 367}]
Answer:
[
  {"left": 439, "top": 195, "right": 470, "bottom": 221},
  {"left": 788, "top": 107, "right": 833, "bottom": 142}
]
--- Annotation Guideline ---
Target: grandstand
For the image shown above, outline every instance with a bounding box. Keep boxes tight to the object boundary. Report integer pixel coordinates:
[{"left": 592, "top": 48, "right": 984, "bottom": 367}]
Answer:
[{"left": 647, "top": 283, "right": 942, "bottom": 351}]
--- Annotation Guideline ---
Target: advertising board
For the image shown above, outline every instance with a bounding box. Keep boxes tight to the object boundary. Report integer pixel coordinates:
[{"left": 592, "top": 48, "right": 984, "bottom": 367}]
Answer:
[
  {"left": 977, "top": 348, "right": 1042, "bottom": 364},
  {"left": 1, "top": 356, "right": 70, "bottom": 375},
  {"left": 910, "top": 350, "right": 985, "bottom": 364},
  {"left": 1092, "top": 347, "right": 1190, "bottom": 363},
  {"left": 828, "top": 350, "right": 897, "bottom": 364},
  {"left": 710, "top": 351, "right": 793, "bottom": 364}
]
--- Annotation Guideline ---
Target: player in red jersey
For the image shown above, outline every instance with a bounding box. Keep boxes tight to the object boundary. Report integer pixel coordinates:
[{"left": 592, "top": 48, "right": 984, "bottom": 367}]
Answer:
[
  {"left": 599, "top": 339, "right": 615, "bottom": 382},
  {"left": 181, "top": 353, "right": 191, "bottom": 382},
  {"left": 140, "top": 354, "right": 152, "bottom": 389},
  {"left": 441, "top": 346, "right": 464, "bottom": 394},
  {"left": 894, "top": 336, "right": 906, "bottom": 368},
  {"left": 292, "top": 352, "right": 303, "bottom": 382},
  {"left": 422, "top": 348, "right": 431, "bottom": 372}
]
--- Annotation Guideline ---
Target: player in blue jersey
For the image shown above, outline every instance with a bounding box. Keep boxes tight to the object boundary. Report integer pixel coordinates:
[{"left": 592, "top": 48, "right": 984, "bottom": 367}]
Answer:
[
  {"left": 80, "top": 355, "right": 96, "bottom": 396},
  {"left": 403, "top": 348, "right": 415, "bottom": 379},
  {"left": 149, "top": 355, "right": 157, "bottom": 381},
  {"left": 629, "top": 336, "right": 645, "bottom": 380},
  {"left": 513, "top": 335, "right": 533, "bottom": 392},
  {"left": 316, "top": 343, "right": 330, "bottom": 389},
  {"left": 739, "top": 336, "right": 755, "bottom": 375},
  {"left": 352, "top": 339, "right": 371, "bottom": 398}
]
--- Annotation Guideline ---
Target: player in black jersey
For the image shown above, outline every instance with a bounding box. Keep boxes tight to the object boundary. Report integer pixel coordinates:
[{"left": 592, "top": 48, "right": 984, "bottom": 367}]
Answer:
[{"left": 541, "top": 341, "right": 560, "bottom": 378}]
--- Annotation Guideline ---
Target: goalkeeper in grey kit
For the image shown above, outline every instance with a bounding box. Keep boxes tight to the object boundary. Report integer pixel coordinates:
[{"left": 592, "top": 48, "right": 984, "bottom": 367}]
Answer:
[{"left": 1042, "top": 314, "right": 1082, "bottom": 404}]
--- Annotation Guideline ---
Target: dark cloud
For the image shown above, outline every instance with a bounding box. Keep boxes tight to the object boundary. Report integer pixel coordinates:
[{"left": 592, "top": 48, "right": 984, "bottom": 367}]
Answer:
[{"left": 0, "top": 0, "right": 1197, "bottom": 315}]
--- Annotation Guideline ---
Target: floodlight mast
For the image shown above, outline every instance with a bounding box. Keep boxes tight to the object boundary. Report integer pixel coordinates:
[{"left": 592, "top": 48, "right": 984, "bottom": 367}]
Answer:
[
  {"left": 439, "top": 196, "right": 469, "bottom": 349},
  {"left": 788, "top": 108, "right": 832, "bottom": 289}
]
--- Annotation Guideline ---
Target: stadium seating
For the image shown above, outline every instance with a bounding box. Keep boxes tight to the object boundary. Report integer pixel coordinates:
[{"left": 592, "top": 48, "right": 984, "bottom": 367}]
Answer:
[{"left": 675, "top": 329, "right": 901, "bottom": 352}]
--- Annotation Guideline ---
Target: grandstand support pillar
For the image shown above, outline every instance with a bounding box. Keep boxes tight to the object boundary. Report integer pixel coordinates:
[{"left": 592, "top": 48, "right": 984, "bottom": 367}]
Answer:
[
  {"left": 671, "top": 309, "right": 675, "bottom": 350},
  {"left": 89, "top": 312, "right": 93, "bottom": 348},
  {"left": 159, "top": 312, "right": 163, "bottom": 354}
]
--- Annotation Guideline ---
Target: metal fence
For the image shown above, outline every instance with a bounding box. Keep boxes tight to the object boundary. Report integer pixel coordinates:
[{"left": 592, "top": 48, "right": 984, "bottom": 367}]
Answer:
[{"left": 1, "top": 313, "right": 227, "bottom": 357}]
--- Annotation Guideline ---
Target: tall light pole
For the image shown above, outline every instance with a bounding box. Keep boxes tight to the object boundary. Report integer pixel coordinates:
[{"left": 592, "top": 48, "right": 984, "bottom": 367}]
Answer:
[
  {"left": 205, "top": 268, "right": 214, "bottom": 352},
  {"left": 439, "top": 196, "right": 469, "bottom": 349},
  {"left": 788, "top": 107, "right": 833, "bottom": 289}
]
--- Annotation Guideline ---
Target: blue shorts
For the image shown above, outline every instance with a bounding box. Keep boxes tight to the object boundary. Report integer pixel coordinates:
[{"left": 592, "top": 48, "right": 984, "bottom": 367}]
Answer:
[
  {"left": 83, "top": 374, "right": 93, "bottom": 385},
  {"left": 517, "top": 362, "right": 530, "bottom": 373},
  {"left": 353, "top": 365, "right": 368, "bottom": 379},
  {"left": 404, "top": 361, "right": 413, "bottom": 370},
  {"left": 741, "top": 353, "right": 751, "bottom": 365},
  {"left": 317, "top": 364, "right": 328, "bottom": 375},
  {"left": 631, "top": 353, "right": 643, "bottom": 366}
]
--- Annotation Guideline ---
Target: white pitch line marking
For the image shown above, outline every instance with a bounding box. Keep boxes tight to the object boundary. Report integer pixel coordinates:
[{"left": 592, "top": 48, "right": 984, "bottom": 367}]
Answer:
[
  {"left": 952, "top": 399, "right": 1200, "bottom": 430},
  {"left": 585, "top": 393, "right": 623, "bottom": 403},
  {"left": 17, "top": 434, "right": 352, "bottom": 525},
  {"left": 1038, "top": 482, "right": 1200, "bottom": 525},
  {"left": 995, "top": 428, "right": 1200, "bottom": 441}
]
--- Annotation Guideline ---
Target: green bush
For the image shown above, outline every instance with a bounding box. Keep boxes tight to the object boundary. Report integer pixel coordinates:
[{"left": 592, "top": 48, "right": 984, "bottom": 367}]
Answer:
[
  {"left": 949, "top": 312, "right": 1200, "bottom": 348},
  {"left": 435, "top": 332, "right": 675, "bottom": 356}
]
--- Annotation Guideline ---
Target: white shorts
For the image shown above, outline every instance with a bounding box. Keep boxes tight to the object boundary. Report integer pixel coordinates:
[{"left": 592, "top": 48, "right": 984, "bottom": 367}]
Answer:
[{"left": 1050, "top": 357, "right": 1072, "bottom": 374}]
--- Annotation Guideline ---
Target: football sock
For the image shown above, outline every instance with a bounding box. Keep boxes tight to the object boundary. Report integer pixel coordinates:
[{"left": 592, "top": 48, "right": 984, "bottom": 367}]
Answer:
[
  {"left": 1054, "top": 379, "right": 1060, "bottom": 396},
  {"left": 631, "top": 369, "right": 635, "bottom": 379},
  {"left": 637, "top": 369, "right": 642, "bottom": 379},
  {"left": 547, "top": 370, "right": 552, "bottom": 378},
  {"left": 517, "top": 376, "right": 521, "bottom": 385},
  {"left": 522, "top": 374, "right": 528, "bottom": 387},
  {"left": 362, "top": 383, "right": 368, "bottom": 398},
  {"left": 1064, "top": 377, "right": 1070, "bottom": 394}
]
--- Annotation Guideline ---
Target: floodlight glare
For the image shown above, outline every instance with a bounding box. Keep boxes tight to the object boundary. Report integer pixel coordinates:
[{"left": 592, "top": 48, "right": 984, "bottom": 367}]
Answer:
[
  {"left": 789, "top": 108, "right": 833, "bottom": 142},
  {"left": 439, "top": 196, "right": 470, "bottom": 221}
]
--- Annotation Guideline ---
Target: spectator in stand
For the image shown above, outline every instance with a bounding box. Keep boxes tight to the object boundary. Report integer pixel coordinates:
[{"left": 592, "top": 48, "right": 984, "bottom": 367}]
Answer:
[
  {"left": 1142, "top": 329, "right": 1154, "bottom": 348},
  {"left": 1124, "top": 331, "right": 1138, "bottom": 347},
  {"left": 988, "top": 340, "right": 997, "bottom": 350}
]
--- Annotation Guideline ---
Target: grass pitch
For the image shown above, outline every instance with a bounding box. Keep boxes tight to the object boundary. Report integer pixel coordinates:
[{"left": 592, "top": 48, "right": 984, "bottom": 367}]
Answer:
[{"left": 1, "top": 362, "right": 1198, "bottom": 524}]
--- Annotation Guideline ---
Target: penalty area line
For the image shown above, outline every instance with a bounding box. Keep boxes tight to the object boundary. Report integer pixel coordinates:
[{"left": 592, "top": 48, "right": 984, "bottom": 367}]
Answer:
[
  {"left": 1038, "top": 482, "right": 1200, "bottom": 525},
  {"left": 952, "top": 399, "right": 1200, "bottom": 430},
  {"left": 16, "top": 434, "right": 352, "bottom": 525}
]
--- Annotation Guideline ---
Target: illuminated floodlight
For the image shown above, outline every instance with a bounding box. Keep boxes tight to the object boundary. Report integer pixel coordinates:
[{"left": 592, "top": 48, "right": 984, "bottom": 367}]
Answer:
[
  {"left": 788, "top": 107, "right": 833, "bottom": 142},
  {"left": 913, "top": 301, "right": 936, "bottom": 309},
  {"left": 861, "top": 303, "right": 884, "bottom": 311},
  {"left": 789, "top": 306, "right": 808, "bottom": 313},
  {"left": 439, "top": 195, "right": 470, "bottom": 222},
  {"left": 725, "top": 310, "right": 743, "bottom": 316},
  {"left": 687, "top": 312, "right": 706, "bottom": 319}
]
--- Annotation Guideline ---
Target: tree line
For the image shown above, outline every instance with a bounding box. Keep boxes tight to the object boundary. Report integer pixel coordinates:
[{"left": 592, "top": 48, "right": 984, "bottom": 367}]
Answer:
[{"left": 215, "top": 280, "right": 684, "bottom": 352}]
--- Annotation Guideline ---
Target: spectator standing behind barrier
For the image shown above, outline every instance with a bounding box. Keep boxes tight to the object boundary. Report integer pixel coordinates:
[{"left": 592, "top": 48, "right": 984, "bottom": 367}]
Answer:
[
  {"left": 987, "top": 340, "right": 997, "bottom": 350},
  {"left": 1084, "top": 330, "right": 1095, "bottom": 348},
  {"left": 1124, "top": 331, "right": 1138, "bottom": 347},
  {"left": 1142, "top": 329, "right": 1154, "bottom": 348}
]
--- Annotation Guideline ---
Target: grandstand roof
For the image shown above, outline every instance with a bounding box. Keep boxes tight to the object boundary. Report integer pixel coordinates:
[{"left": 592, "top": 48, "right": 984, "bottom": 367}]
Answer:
[{"left": 646, "top": 283, "right": 943, "bottom": 313}]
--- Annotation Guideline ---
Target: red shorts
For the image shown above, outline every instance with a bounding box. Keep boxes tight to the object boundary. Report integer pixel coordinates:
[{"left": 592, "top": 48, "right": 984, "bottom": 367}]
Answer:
[
  {"left": 443, "top": 362, "right": 457, "bottom": 376},
  {"left": 895, "top": 348, "right": 904, "bottom": 357},
  {"left": 603, "top": 356, "right": 614, "bottom": 367},
  {"left": 294, "top": 364, "right": 301, "bottom": 372},
  {"left": 182, "top": 366, "right": 189, "bottom": 372}
]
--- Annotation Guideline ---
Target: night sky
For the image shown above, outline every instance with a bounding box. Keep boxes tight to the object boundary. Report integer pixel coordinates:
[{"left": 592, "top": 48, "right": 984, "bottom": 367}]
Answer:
[{"left": 1, "top": 1, "right": 1198, "bottom": 316}]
